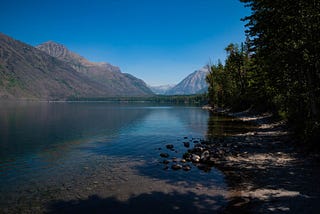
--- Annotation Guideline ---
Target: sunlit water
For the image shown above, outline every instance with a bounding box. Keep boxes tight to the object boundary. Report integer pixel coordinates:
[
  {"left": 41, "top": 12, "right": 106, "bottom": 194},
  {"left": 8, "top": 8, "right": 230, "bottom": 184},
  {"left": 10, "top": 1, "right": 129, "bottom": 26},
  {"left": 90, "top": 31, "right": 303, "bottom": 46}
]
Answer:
[{"left": 0, "top": 102, "right": 252, "bottom": 213}]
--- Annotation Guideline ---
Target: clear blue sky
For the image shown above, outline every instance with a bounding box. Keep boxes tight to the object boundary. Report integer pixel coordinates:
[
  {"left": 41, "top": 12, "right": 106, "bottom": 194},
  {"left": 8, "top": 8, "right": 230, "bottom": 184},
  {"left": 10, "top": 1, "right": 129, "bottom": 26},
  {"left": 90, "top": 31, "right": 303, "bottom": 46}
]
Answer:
[{"left": 0, "top": 0, "right": 250, "bottom": 86}]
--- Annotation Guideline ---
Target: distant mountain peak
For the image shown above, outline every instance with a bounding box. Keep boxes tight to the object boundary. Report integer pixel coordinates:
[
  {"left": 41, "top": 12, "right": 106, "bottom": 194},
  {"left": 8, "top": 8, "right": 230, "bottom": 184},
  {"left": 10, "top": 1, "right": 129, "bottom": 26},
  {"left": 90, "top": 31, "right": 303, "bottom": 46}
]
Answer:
[
  {"left": 41, "top": 40, "right": 64, "bottom": 46},
  {"left": 37, "top": 41, "right": 92, "bottom": 65},
  {"left": 37, "top": 41, "right": 69, "bottom": 54},
  {"left": 36, "top": 41, "right": 121, "bottom": 72},
  {"left": 148, "top": 84, "right": 175, "bottom": 95},
  {"left": 165, "top": 67, "right": 209, "bottom": 95}
]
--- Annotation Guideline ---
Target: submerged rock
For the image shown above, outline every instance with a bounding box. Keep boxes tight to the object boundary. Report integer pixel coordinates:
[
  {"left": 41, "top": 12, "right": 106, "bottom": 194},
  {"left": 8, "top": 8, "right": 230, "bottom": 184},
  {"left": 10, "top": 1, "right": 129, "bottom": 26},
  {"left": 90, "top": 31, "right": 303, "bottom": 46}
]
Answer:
[
  {"left": 166, "top": 144, "right": 174, "bottom": 149},
  {"left": 182, "top": 164, "right": 191, "bottom": 171},
  {"left": 193, "top": 144, "right": 205, "bottom": 153},
  {"left": 183, "top": 142, "right": 190, "bottom": 148},
  {"left": 162, "top": 160, "right": 170, "bottom": 164},
  {"left": 172, "top": 157, "right": 179, "bottom": 162},
  {"left": 163, "top": 166, "right": 169, "bottom": 170},
  {"left": 160, "top": 153, "right": 169, "bottom": 158},
  {"left": 183, "top": 152, "right": 192, "bottom": 162},
  {"left": 171, "top": 164, "right": 182, "bottom": 170}
]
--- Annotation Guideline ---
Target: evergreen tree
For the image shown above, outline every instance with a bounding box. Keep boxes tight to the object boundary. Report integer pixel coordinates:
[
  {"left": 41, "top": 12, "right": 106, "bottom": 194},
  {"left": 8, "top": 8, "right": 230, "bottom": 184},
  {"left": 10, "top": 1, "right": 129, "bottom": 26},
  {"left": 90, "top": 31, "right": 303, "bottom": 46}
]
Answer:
[{"left": 240, "top": 0, "right": 320, "bottom": 142}]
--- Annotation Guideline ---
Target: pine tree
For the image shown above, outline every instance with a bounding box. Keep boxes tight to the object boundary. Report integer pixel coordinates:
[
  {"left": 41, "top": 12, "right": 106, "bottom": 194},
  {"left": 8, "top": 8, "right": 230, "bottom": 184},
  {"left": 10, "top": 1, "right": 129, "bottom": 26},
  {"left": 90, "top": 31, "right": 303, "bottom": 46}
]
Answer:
[{"left": 240, "top": 0, "right": 320, "bottom": 142}]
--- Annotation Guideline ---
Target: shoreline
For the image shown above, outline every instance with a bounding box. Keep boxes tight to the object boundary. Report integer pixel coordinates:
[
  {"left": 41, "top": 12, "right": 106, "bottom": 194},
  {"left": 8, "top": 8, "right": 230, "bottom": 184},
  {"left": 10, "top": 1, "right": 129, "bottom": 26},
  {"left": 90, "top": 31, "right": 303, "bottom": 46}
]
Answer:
[{"left": 196, "top": 107, "right": 320, "bottom": 213}]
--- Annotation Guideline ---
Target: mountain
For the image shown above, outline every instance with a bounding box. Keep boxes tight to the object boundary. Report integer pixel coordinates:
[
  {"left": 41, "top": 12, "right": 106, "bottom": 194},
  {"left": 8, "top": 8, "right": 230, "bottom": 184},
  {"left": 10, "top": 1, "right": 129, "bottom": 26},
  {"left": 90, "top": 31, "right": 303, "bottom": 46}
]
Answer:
[
  {"left": 36, "top": 41, "right": 153, "bottom": 96},
  {"left": 0, "top": 33, "right": 115, "bottom": 100},
  {"left": 149, "top": 84, "right": 175, "bottom": 95},
  {"left": 165, "top": 67, "right": 209, "bottom": 95}
]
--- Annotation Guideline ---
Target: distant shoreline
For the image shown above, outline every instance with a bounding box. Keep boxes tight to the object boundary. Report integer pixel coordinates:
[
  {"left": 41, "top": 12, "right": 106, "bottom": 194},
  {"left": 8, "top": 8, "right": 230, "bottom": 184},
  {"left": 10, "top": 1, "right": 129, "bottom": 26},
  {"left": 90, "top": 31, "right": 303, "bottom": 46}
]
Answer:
[{"left": 0, "top": 94, "right": 208, "bottom": 105}]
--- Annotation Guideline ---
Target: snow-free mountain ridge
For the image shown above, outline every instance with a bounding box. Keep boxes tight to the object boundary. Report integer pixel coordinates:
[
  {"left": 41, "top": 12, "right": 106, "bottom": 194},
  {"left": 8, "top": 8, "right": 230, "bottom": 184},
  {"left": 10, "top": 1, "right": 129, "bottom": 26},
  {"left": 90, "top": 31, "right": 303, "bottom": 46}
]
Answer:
[
  {"left": 0, "top": 33, "right": 153, "bottom": 100},
  {"left": 165, "top": 67, "right": 209, "bottom": 95},
  {"left": 36, "top": 41, "right": 153, "bottom": 96}
]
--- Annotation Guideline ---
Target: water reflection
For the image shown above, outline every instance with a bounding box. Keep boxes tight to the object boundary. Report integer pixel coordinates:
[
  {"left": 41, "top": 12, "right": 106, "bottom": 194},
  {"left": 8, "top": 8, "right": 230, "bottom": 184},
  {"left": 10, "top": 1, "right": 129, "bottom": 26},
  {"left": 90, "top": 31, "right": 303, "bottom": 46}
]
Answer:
[
  {"left": 0, "top": 102, "right": 151, "bottom": 173},
  {"left": 206, "top": 112, "right": 256, "bottom": 141}
]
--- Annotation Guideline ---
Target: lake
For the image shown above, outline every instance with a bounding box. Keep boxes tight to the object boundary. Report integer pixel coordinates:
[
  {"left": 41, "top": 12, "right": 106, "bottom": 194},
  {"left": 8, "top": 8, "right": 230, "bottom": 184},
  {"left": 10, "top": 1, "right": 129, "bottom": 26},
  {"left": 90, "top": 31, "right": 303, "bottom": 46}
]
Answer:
[{"left": 0, "top": 102, "right": 250, "bottom": 213}]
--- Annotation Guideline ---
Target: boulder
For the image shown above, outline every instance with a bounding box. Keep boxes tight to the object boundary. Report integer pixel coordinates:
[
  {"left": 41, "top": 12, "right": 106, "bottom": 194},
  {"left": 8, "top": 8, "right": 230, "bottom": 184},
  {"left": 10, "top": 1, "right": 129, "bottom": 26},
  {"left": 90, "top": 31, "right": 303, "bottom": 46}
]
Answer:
[
  {"left": 200, "top": 150, "right": 210, "bottom": 161},
  {"left": 192, "top": 154, "right": 200, "bottom": 162}
]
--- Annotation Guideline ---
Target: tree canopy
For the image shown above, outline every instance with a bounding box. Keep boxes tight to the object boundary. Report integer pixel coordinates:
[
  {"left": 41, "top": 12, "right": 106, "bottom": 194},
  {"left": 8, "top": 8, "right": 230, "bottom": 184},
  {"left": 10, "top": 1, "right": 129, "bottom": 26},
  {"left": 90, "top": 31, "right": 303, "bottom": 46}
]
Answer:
[{"left": 206, "top": 0, "right": 320, "bottom": 143}]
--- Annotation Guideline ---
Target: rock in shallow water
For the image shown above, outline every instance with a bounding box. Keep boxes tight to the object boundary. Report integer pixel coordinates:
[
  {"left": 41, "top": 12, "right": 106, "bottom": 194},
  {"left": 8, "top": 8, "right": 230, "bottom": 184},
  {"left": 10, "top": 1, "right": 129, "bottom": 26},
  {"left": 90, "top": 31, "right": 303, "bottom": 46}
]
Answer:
[
  {"left": 171, "top": 164, "right": 182, "bottom": 170},
  {"left": 192, "top": 154, "right": 200, "bottom": 162},
  {"left": 172, "top": 158, "right": 179, "bottom": 162},
  {"left": 183, "top": 142, "right": 190, "bottom": 148},
  {"left": 166, "top": 144, "right": 174, "bottom": 149},
  {"left": 162, "top": 160, "right": 170, "bottom": 164},
  {"left": 160, "top": 153, "right": 169, "bottom": 158},
  {"left": 182, "top": 164, "right": 191, "bottom": 171}
]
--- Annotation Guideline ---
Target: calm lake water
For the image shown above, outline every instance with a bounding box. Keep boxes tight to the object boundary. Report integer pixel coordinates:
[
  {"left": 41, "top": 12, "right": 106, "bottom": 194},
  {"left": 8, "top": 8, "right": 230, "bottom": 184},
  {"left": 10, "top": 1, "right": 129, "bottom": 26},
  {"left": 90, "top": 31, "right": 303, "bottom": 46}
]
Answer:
[{"left": 0, "top": 102, "right": 251, "bottom": 213}]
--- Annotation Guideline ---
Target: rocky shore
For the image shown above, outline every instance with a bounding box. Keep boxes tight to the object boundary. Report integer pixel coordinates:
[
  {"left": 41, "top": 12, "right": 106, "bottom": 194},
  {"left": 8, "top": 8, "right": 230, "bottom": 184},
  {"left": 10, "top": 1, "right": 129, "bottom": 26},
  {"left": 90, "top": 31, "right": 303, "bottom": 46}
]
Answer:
[{"left": 160, "top": 109, "right": 320, "bottom": 213}]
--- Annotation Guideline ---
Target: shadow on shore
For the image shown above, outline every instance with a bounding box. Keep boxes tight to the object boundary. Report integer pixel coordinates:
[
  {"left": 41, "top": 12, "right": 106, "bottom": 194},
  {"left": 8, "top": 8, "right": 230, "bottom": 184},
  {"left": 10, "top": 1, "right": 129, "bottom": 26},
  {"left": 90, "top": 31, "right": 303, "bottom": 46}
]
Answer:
[
  {"left": 45, "top": 191, "right": 225, "bottom": 214},
  {"left": 206, "top": 112, "right": 320, "bottom": 213}
]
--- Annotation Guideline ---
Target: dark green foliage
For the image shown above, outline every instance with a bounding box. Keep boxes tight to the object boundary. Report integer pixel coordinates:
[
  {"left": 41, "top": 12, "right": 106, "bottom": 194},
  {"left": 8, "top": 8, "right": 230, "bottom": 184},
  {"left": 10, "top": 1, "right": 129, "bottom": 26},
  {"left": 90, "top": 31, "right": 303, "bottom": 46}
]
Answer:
[
  {"left": 206, "top": 42, "right": 252, "bottom": 110},
  {"left": 240, "top": 0, "right": 320, "bottom": 143},
  {"left": 67, "top": 94, "right": 208, "bottom": 106},
  {"left": 206, "top": 0, "right": 320, "bottom": 143}
]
